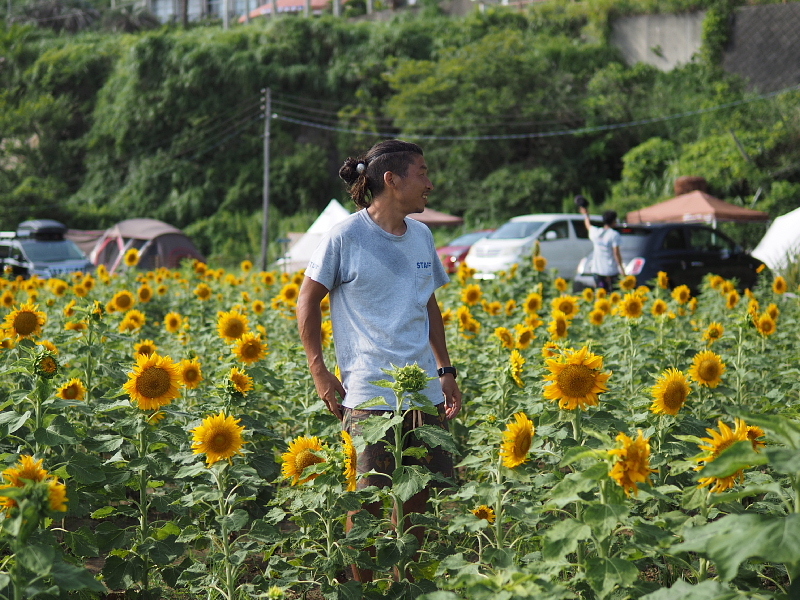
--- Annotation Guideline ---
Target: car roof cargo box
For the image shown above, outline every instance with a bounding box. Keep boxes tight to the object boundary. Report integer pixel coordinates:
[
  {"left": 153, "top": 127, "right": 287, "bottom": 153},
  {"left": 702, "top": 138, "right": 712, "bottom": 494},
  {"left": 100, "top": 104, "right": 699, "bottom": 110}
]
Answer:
[{"left": 17, "top": 219, "right": 68, "bottom": 240}]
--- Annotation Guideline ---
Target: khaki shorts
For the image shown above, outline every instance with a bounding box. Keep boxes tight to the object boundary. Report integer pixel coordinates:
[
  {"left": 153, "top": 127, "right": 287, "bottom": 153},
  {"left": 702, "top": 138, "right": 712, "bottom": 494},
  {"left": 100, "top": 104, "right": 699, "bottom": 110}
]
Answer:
[{"left": 342, "top": 404, "right": 455, "bottom": 490}]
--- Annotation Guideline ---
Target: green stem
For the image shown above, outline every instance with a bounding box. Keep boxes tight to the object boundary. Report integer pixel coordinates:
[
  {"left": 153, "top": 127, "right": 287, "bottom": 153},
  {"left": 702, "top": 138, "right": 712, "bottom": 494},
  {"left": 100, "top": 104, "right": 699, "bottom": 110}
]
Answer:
[
  {"left": 215, "top": 467, "right": 236, "bottom": 600},
  {"left": 571, "top": 411, "right": 583, "bottom": 445},
  {"left": 138, "top": 426, "right": 150, "bottom": 592},
  {"left": 85, "top": 324, "right": 95, "bottom": 400},
  {"left": 494, "top": 455, "right": 504, "bottom": 549}
]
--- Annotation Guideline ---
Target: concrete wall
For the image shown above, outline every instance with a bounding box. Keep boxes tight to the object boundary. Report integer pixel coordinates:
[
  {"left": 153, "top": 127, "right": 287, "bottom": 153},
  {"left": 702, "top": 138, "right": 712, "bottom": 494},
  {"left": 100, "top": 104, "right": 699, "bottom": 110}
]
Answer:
[{"left": 610, "top": 12, "right": 705, "bottom": 72}]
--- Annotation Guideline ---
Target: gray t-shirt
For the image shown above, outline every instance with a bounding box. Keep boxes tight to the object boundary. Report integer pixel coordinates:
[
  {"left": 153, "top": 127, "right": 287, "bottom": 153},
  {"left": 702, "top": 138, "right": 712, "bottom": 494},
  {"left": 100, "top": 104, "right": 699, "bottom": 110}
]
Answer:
[
  {"left": 588, "top": 226, "right": 622, "bottom": 276},
  {"left": 306, "top": 209, "right": 450, "bottom": 410}
]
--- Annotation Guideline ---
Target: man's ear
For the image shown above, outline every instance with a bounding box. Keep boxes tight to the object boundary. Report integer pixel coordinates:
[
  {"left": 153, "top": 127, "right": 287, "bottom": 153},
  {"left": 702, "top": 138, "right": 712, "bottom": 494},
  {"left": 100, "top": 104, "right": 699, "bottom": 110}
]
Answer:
[{"left": 383, "top": 170, "right": 396, "bottom": 189}]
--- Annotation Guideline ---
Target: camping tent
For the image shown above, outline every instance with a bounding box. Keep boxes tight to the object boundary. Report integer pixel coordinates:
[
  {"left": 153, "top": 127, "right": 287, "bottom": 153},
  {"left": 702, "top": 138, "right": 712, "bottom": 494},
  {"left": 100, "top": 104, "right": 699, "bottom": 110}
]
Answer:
[
  {"left": 752, "top": 207, "right": 800, "bottom": 270},
  {"left": 90, "top": 218, "right": 205, "bottom": 273},
  {"left": 278, "top": 199, "right": 351, "bottom": 273},
  {"left": 409, "top": 207, "right": 464, "bottom": 227},
  {"left": 626, "top": 190, "right": 770, "bottom": 226}
]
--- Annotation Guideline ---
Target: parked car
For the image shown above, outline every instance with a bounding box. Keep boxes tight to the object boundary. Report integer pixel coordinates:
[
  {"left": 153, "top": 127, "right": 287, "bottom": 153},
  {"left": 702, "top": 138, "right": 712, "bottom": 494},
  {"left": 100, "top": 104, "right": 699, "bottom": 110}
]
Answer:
[
  {"left": 437, "top": 229, "right": 494, "bottom": 274},
  {"left": 572, "top": 223, "right": 764, "bottom": 292},
  {"left": 0, "top": 219, "right": 94, "bottom": 279},
  {"left": 464, "top": 213, "right": 601, "bottom": 279}
]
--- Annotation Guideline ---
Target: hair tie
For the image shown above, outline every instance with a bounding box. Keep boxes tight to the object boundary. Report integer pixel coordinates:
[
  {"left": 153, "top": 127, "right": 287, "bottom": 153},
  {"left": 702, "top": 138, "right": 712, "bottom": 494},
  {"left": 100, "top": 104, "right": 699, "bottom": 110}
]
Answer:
[{"left": 356, "top": 162, "right": 366, "bottom": 175}]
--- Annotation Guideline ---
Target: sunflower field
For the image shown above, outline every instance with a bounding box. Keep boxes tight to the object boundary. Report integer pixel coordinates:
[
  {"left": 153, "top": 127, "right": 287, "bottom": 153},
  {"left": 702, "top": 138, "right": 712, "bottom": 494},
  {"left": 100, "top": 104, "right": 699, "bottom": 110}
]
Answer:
[{"left": 1, "top": 247, "right": 799, "bottom": 600}]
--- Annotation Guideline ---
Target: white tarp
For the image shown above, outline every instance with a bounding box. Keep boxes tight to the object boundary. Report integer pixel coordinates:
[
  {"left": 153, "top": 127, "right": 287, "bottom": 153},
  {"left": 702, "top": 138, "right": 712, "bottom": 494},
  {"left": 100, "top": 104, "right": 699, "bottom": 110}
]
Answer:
[
  {"left": 278, "top": 199, "right": 351, "bottom": 273},
  {"left": 752, "top": 207, "right": 800, "bottom": 270}
]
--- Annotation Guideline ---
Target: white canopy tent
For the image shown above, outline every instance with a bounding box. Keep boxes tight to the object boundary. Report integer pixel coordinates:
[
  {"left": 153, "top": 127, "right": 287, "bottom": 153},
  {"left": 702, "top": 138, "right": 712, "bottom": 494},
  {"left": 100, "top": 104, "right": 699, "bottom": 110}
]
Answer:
[
  {"left": 752, "top": 206, "right": 800, "bottom": 270},
  {"left": 277, "top": 199, "right": 351, "bottom": 273}
]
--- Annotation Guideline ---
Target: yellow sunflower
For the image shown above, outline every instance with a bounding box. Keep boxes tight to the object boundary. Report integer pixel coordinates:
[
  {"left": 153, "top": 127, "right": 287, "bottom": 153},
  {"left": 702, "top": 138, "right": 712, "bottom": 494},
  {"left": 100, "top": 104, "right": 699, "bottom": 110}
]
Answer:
[
  {"left": 279, "top": 283, "right": 300, "bottom": 304},
  {"left": 754, "top": 313, "right": 777, "bottom": 337},
  {"left": 582, "top": 287, "right": 595, "bottom": 303},
  {"left": 342, "top": 430, "right": 358, "bottom": 492},
  {"left": 282, "top": 436, "right": 326, "bottom": 485},
  {"left": 47, "top": 479, "right": 68, "bottom": 512},
  {"left": 594, "top": 298, "right": 612, "bottom": 315},
  {"left": 38, "top": 340, "right": 58, "bottom": 354},
  {"left": 541, "top": 341, "right": 560, "bottom": 358},
  {"left": 56, "top": 378, "right": 86, "bottom": 401},
  {"left": 494, "top": 327, "right": 515, "bottom": 349},
  {"left": 320, "top": 320, "right": 334, "bottom": 347},
  {"left": 688, "top": 350, "right": 726, "bottom": 388},
  {"left": 551, "top": 295, "right": 579, "bottom": 319},
  {"left": 217, "top": 310, "right": 249, "bottom": 342},
  {"left": 514, "top": 324, "right": 536, "bottom": 349},
  {"left": 191, "top": 411, "right": 247, "bottom": 466},
  {"left": 35, "top": 353, "right": 58, "bottom": 379},
  {"left": 617, "top": 293, "right": 644, "bottom": 319},
  {"left": 726, "top": 290, "right": 740, "bottom": 310},
  {"left": 65, "top": 320, "right": 87, "bottom": 332},
  {"left": 702, "top": 322, "right": 724, "bottom": 344},
  {"left": 241, "top": 259, "right": 253, "bottom": 273},
  {"left": 509, "top": 349, "right": 525, "bottom": 387},
  {"left": 194, "top": 283, "right": 212, "bottom": 301},
  {"left": 608, "top": 430, "right": 656, "bottom": 496},
  {"left": 2, "top": 455, "right": 50, "bottom": 486},
  {"left": 523, "top": 292, "right": 543, "bottom": 315},
  {"left": 671, "top": 285, "right": 691, "bottom": 305},
  {"left": 233, "top": 332, "right": 268, "bottom": 365},
  {"left": 533, "top": 255, "right": 547, "bottom": 272},
  {"left": 134, "top": 339, "right": 158, "bottom": 358},
  {"left": 543, "top": 346, "right": 611, "bottom": 410},
  {"left": 111, "top": 290, "right": 135, "bottom": 312},
  {"left": 504, "top": 299, "right": 517, "bottom": 316},
  {"left": 657, "top": 271, "right": 669, "bottom": 289},
  {"left": 709, "top": 275, "right": 724, "bottom": 290},
  {"left": 773, "top": 276, "right": 787, "bottom": 295},
  {"left": 695, "top": 419, "right": 751, "bottom": 493},
  {"left": 651, "top": 298, "right": 668, "bottom": 317},
  {"left": 0, "top": 291, "right": 14, "bottom": 308},
  {"left": 252, "top": 299, "right": 266, "bottom": 315},
  {"left": 499, "top": 412, "right": 535, "bottom": 469},
  {"left": 4, "top": 302, "right": 46, "bottom": 339},
  {"left": 123, "top": 248, "right": 140, "bottom": 267},
  {"left": 178, "top": 358, "right": 203, "bottom": 389},
  {"left": 119, "top": 309, "right": 146, "bottom": 333},
  {"left": 229, "top": 367, "right": 254, "bottom": 395},
  {"left": 765, "top": 303, "right": 780, "bottom": 321},
  {"left": 123, "top": 353, "right": 182, "bottom": 410},
  {"left": 461, "top": 284, "right": 482, "bottom": 307},
  {"left": 588, "top": 309, "right": 605, "bottom": 326},
  {"left": 525, "top": 313, "right": 543, "bottom": 329},
  {"left": 547, "top": 310, "right": 570, "bottom": 341},
  {"left": 619, "top": 275, "right": 637, "bottom": 291},
  {"left": 49, "top": 279, "right": 68, "bottom": 297},
  {"left": 650, "top": 368, "right": 690, "bottom": 416},
  {"left": 137, "top": 284, "right": 153, "bottom": 304},
  {"left": 471, "top": 504, "right": 496, "bottom": 523},
  {"left": 164, "top": 312, "right": 183, "bottom": 334},
  {"left": 554, "top": 278, "right": 568, "bottom": 293}
]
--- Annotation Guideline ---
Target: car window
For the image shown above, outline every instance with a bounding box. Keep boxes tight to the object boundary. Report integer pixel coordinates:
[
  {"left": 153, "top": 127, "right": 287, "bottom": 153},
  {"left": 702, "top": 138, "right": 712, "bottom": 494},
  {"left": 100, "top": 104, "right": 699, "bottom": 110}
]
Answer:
[
  {"left": 0, "top": 244, "right": 9, "bottom": 260},
  {"left": 661, "top": 229, "right": 686, "bottom": 250},
  {"left": 489, "top": 221, "right": 546, "bottom": 240},
  {"left": 446, "top": 231, "right": 490, "bottom": 247},
  {"left": 541, "top": 221, "right": 569, "bottom": 240},
  {"left": 687, "top": 228, "right": 736, "bottom": 253},
  {"left": 20, "top": 240, "right": 86, "bottom": 262}
]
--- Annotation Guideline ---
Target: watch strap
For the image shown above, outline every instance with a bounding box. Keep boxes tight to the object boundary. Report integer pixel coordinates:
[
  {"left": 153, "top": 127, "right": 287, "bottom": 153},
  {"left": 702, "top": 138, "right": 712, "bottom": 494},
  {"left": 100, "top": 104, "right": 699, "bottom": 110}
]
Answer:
[{"left": 437, "top": 366, "right": 457, "bottom": 379}]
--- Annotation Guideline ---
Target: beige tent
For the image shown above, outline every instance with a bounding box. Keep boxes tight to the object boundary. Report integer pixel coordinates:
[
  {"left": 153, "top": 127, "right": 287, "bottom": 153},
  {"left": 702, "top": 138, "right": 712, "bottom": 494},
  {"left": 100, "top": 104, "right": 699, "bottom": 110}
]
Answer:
[{"left": 626, "top": 191, "right": 769, "bottom": 226}]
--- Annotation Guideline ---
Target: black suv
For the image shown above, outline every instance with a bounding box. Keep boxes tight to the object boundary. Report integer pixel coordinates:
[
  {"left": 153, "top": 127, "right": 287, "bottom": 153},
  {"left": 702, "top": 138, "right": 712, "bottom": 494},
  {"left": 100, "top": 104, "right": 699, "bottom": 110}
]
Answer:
[
  {"left": 0, "top": 220, "right": 93, "bottom": 279},
  {"left": 573, "top": 223, "right": 764, "bottom": 292}
]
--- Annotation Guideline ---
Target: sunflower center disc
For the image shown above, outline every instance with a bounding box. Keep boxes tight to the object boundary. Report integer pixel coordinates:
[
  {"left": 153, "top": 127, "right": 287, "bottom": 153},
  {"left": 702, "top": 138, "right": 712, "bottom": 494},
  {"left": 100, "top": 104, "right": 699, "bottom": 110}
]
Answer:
[
  {"left": 514, "top": 430, "right": 532, "bottom": 456},
  {"left": 210, "top": 433, "right": 230, "bottom": 452},
  {"left": 556, "top": 364, "right": 596, "bottom": 397},
  {"left": 662, "top": 381, "right": 687, "bottom": 410},
  {"left": 698, "top": 360, "right": 719, "bottom": 382},
  {"left": 295, "top": 449, "right": 323, "bottom": 472},
  {"left": 225, "top": 322, "right": 245, "bottom": 339},
  {"left": 242, "top": 343, "right": 259, "bottom": 360},
  {"left": 555, "top": 319, "right": 566, "bottom": 337},
  {"left": 14, "top": 312, "right": 38, "bottom": 335},
  {"left": 137, "top": 367, "right": 172, "bottom": 398},
  {"left": 62, "top": 386, "right": 78, "bottom": 400},
  {"left": 116, "top": 297, "right": 132, "bottom": 310},
  {"left": 40, "top": 357, "right": 57, "bottom": 374},
  {"left": 184, "top": 368, "right": 199, "bottom": 383}
]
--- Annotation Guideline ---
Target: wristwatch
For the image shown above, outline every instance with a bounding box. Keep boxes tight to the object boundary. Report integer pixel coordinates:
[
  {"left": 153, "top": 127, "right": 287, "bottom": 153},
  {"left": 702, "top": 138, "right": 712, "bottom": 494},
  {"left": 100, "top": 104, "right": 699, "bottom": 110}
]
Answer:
[{"left": 437, "top": 366, "right": 458, "bottom": 379}]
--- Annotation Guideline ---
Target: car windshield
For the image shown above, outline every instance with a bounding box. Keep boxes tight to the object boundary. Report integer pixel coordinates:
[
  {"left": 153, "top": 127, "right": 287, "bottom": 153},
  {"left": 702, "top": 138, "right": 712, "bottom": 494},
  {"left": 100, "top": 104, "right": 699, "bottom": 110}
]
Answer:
[
  {"left": 445, "top": 231, "right": 491, "bottom": 247},
  {"left": 489, "top": 221, "right": 546, "bottom": 240},
  {"left": 21, "top": 240, "right": 86, "bottom": 262}
]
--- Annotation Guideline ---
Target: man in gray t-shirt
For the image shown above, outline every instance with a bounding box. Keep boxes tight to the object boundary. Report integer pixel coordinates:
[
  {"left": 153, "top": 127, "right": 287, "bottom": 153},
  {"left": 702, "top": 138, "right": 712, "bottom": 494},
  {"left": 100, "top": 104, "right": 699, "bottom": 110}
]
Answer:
[{"left": 297, "top": 139, "right": 462, "bottom": 583}]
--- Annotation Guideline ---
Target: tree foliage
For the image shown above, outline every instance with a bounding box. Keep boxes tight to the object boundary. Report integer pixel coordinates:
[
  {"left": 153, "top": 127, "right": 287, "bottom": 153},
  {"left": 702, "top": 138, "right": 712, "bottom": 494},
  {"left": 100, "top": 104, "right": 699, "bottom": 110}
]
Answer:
[{"left": 1, "top": 0, "right": 799, "bottom": 260}]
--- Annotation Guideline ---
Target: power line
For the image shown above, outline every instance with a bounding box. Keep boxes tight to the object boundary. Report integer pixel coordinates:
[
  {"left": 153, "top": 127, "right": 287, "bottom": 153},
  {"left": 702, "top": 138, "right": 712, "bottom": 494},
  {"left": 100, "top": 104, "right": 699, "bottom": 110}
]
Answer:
[{"left": 272, "top": 83, "right": 800, "bottom": 141}]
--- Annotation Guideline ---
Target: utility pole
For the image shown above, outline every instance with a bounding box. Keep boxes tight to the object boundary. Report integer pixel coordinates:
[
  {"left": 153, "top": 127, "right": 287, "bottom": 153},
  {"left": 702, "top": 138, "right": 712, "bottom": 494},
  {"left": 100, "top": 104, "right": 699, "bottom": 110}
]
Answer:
[
  {"left": 222, "top": 0, "right": 229, "bottom": 29},
  {"left": 260, "top": 88, "right": 271, "bottom": 272}
]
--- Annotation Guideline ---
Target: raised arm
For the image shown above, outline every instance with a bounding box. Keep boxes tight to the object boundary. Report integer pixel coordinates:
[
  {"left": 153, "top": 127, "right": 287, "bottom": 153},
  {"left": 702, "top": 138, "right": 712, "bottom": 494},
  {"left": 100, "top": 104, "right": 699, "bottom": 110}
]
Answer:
[
  {"left": 297, "top": 276, "right": 346, "bottom": 420},
  {"left": 427, "top": 294, "right": 462, "bottom": 420}
]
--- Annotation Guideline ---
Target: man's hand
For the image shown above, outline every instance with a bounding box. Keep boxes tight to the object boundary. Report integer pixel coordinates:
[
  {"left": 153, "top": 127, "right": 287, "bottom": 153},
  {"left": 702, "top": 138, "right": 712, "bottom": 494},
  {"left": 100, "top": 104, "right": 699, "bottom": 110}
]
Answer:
[
  {"left": 312, "top": 367, "right": 346, "bottom": 421},
  {"left": 440, "top": 374, "right": 462, "bottom": 420}
]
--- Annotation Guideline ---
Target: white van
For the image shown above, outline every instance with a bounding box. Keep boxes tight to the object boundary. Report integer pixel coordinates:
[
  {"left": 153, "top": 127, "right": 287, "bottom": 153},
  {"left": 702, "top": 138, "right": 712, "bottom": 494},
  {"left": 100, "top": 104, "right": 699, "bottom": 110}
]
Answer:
[{"left": 464, "top": 213, "right": 600, "bottom": 279}]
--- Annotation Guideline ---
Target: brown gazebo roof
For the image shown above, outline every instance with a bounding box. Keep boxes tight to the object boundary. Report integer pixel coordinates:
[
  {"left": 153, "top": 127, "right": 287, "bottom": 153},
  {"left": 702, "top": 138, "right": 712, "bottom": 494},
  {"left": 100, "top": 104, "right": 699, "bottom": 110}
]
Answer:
[{"left": 626, "top": 191, "right": 769, "bottom": 224}]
